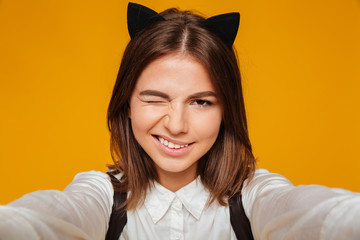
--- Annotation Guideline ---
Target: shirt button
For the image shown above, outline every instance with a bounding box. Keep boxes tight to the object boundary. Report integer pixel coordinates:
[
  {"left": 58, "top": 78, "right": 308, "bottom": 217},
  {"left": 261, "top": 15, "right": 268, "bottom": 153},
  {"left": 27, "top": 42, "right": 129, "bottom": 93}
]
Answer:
[{"left": 175, "top": 233, "right": 182, "bottom": 239}]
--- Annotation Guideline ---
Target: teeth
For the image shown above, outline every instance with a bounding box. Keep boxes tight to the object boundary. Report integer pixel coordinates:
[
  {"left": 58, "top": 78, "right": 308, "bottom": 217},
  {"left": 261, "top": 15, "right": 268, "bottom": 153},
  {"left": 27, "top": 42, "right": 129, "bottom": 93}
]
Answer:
[{"left": 158, "top": 137, "right": 188, "bottom": 149}]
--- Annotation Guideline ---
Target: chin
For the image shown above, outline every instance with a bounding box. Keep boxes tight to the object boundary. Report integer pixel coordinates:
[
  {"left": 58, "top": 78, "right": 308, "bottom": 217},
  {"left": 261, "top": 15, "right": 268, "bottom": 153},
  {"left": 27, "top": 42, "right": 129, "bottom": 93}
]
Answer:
[{"left": 153, "top": 158, "right": 198, "bottom": 175}]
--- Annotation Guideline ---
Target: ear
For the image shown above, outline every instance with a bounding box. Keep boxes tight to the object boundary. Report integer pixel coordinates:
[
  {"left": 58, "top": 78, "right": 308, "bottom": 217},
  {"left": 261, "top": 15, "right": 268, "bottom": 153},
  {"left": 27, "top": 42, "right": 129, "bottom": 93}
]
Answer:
[
  {"left": 127, "top": 2, "right": 165, "bottom": 39},
  {"left": 202, "top": 12, "right": 240, "bottom": 48}
]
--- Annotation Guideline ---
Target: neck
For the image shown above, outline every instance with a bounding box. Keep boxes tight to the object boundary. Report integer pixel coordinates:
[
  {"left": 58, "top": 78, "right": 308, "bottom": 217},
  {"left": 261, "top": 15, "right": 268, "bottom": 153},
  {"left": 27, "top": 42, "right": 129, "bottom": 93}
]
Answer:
[{"left": 156, "top": 169, "right": 198, "bottom": 192}]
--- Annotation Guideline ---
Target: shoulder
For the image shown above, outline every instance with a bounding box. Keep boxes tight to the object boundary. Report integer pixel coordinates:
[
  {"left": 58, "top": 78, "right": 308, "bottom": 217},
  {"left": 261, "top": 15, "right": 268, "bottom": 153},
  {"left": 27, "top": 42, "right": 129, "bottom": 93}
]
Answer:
[
  {"left": 241, "top": 168, "right": 292, "bottom": 199},
  {"left": 64, "top": 170, "right": 113, "bottom": 198},
  {"left": 9, "top": 170, "right": 113, "bottom": 207},
  {"left": 243, "top": 168, "right": 356, "bottom": 197},
  {"left": 70, "top": 170, "right": 111, "bottom": 182}
]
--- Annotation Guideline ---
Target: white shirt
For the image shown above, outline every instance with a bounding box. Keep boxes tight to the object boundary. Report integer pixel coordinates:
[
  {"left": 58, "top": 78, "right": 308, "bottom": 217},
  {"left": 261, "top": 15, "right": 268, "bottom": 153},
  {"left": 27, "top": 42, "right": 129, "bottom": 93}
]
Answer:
[
  {"left": 0, "top": 169, "right": 360, "bottom": 240},
  {"left": 122, "top": 176, "right": 236, "bottom": 240}
]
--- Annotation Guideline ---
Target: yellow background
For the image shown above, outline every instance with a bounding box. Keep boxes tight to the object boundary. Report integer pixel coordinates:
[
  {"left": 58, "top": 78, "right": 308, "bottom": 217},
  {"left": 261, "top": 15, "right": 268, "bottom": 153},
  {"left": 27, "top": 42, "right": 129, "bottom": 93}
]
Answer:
[{"left": 0, "top": 0, "right": 359, "bottom": 204}]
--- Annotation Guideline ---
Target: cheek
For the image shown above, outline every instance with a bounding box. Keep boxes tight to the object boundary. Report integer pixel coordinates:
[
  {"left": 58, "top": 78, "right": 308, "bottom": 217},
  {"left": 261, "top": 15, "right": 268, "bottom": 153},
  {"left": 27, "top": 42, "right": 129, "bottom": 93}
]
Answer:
[
  {"left": 191, "top": 110, "right": 222, "bottom": 141},
  {"left": 130, "top": 106, "right": 165, "bottom": 136}
]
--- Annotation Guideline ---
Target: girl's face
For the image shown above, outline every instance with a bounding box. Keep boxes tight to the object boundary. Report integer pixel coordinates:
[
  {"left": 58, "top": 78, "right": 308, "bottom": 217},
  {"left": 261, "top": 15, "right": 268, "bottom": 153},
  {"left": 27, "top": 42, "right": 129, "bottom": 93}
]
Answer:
[{"left": 129, "top": 53, "right": 222, "bottom": 188}]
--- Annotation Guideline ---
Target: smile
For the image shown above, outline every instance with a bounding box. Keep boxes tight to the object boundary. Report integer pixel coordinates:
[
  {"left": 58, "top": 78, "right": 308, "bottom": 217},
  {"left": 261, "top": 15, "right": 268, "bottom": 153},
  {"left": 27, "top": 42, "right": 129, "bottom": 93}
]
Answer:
[
  {"left": 152, "top": 135, "right": 194, "bottom": 157},
  {"left": 157, "top": 137, "right": 189, "bottom": 149}
]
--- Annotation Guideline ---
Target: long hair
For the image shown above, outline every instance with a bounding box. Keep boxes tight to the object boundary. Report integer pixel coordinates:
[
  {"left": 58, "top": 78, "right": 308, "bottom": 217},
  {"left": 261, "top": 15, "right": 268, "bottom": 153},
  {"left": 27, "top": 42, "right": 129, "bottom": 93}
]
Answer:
[{"left": 107, "top": 8, "right": 256, "bottom": 210}]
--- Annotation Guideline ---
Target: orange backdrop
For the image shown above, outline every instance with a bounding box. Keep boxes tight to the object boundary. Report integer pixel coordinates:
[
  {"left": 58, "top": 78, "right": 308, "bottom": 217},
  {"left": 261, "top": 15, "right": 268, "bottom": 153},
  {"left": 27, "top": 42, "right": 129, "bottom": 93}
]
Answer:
[{"left": 1, "top": 0, "right": 359, "bottom": 204}]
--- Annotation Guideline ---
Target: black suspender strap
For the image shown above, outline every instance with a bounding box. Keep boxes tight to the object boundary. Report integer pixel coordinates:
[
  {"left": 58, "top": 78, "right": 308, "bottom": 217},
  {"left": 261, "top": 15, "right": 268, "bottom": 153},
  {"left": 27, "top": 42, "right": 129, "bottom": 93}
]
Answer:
[
  {"left": 229, "top": 193, "right": 254, "bottom": 240},
  {"left": 105, "top": 174, "right": 127, "bottom": 240}
]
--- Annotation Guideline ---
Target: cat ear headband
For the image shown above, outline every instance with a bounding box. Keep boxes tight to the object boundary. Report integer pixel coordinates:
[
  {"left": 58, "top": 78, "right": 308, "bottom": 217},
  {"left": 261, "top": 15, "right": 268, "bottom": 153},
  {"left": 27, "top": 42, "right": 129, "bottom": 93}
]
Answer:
[{"left": 127, "top": 2, "right": 240, "bottom": 48}]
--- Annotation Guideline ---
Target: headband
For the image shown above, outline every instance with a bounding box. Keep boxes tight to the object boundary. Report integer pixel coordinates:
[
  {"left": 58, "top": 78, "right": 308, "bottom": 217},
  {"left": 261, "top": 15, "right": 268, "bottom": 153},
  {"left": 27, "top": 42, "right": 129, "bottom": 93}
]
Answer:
[{"left": 127, "top": 2, "right": 240, "bottom": 48}]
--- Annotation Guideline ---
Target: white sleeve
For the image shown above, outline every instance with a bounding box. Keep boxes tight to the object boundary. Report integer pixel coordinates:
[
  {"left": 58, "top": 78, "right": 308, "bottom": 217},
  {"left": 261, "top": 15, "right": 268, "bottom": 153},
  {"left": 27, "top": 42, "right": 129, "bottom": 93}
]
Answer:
[
  {"left": 242, "top": 169, "right": 360, "bottom": 240},
  {"left": 0, "top": 170, "right": 113, "bottom": 240}
]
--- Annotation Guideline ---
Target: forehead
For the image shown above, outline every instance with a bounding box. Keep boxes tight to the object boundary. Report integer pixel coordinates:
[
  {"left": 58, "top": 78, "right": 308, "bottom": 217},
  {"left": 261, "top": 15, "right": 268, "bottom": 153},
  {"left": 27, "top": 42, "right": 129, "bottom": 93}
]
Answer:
[{"left": 133, "top": 53, "right": 216, "bottom": 95}]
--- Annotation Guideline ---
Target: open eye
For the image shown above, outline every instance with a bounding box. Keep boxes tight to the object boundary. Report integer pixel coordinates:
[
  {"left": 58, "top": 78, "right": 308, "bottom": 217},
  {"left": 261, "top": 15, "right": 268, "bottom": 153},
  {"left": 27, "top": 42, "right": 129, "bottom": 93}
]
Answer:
[{"left": 192, "top": 99, "right": 213, "bottom": 107}]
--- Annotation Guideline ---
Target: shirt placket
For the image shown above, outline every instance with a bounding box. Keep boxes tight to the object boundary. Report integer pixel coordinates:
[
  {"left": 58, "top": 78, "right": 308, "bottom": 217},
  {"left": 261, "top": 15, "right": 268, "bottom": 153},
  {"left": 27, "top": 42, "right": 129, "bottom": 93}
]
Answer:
[{"left": 170, "top": 197, "right": 184, "bottom": 240}]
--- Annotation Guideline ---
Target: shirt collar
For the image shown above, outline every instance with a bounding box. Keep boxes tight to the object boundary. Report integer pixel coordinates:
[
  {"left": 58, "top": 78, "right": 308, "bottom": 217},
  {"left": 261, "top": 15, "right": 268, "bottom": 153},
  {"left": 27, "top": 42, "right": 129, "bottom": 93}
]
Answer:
[{"left": 144, "top": 177, "right": 210, "bottom": 223}]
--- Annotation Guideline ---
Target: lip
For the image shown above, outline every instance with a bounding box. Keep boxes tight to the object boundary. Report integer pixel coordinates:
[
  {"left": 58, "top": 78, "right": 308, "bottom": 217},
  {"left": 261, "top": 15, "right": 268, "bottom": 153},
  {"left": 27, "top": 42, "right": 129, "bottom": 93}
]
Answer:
[
  {"left": 156, "top": 135, "right": 191, "bottom": 146},
  {"left": 152, "top": 135, "right": 193, "bottom": 157}
]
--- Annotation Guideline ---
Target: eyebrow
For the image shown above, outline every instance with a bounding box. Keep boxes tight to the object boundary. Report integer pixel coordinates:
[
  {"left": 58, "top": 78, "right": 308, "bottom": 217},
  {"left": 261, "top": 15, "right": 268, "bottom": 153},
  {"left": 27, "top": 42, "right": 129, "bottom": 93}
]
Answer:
[
  {"left": 139, "top": 90, "right": 170, "bottom": 99},
  {"left": 188, "top": 91, "right": 217, "bottom": 99},
  {"left": 139, "top": 90, "right": 217, "bottom": 100}
]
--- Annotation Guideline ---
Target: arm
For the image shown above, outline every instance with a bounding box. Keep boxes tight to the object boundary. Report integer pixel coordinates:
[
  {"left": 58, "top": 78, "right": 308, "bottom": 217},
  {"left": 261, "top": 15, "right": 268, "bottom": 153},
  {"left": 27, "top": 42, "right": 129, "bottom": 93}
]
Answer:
[
  {"left": 242, "top": 169, "right": 360, "bottom": 240},
  {"left": 0, "top": 170, "right": 113, "bottom": 240}
]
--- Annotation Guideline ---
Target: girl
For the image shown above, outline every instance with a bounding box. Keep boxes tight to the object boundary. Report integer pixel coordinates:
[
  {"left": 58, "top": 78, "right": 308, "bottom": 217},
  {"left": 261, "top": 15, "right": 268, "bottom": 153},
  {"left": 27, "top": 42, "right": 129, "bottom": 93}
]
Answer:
[{"left": 0, "top": 2, "right": 359, "bottom": 240}]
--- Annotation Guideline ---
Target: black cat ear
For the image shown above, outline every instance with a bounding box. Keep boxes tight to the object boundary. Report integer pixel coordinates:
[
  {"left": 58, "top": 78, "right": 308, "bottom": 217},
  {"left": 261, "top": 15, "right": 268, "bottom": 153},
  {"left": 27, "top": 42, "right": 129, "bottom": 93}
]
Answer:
[
  {"left": 202, "top": 12, "right": 240, "bottom": 48},
  {"left": 127, "top": 2, "right": 165, "bottom": 39}
]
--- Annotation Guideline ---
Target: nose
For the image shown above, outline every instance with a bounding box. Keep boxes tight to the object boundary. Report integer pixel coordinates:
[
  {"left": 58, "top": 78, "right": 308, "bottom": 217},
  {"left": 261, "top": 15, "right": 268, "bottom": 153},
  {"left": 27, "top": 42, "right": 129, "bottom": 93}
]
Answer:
[{"left": 164, "top": 103, "right": 188, "bottom": 135}]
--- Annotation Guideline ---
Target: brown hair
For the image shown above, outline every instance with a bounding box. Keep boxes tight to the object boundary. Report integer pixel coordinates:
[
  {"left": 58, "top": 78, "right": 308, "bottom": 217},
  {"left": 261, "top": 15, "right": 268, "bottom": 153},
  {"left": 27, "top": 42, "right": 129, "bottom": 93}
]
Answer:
[{"left": 107, "top": 8, "right": 256, "bottom": 210}]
